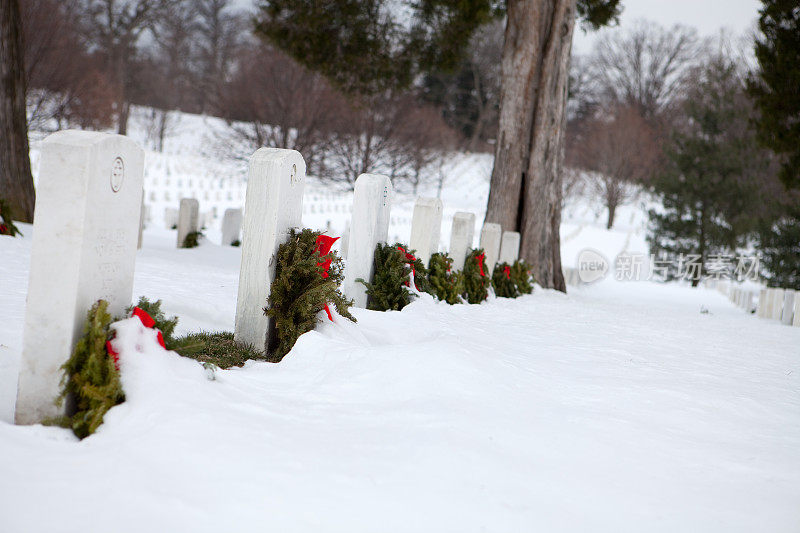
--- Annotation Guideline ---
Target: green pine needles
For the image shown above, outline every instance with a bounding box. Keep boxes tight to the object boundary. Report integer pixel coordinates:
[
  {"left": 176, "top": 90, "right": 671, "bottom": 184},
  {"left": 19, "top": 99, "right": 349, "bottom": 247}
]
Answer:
[
  {"left": 0, "top": 198, "right": 22, "bottom": 237},
  {"left": 492, "top": 262, "right": 519, "bottom": 298},
  {"left": 510, "top": 260, "right": 534, "bottom": 295},
  {"left": 462, "top": 249, "right": 490, "bottom": 304},
  {"left": 359, "top": 242, "right": 430, "bottom": 311},
  {"left": 181, "top": 231, "right": 202, "bottom": 248},
  {"left": 58, "top": 300, "right": 124, "bottom": 439},
  {"left": 427, "top": 252, "right": 463, "bottom": 304},
  {"left": 265, "top": 228, "right": 355, "bottom": 362},
  {"left": 493, "top": 260, "right": 535, "bottom": 298},
  {"left": 127, "top": 297, "right": 178, "bottom": 349}
]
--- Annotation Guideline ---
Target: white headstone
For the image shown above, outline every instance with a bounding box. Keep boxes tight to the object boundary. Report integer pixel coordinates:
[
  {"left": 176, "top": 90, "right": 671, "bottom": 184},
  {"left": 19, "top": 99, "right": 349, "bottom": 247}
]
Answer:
[
  {"left": 340, "top": 223, "right": 350, "bottom": 260},
  {"left": 15, "top": 130, "right": 144, "bottom": 425},
  {"left": 176, "top": 198, "right": 199, "bottom": 247},
  {"left": 137, "top": 191, "right": 145, "bottom": 249},
  {"left": 234, "top": 148, "right": 305, "bottom": 354},
  {"left": 449, "top": 212, "right": 475, "bottom": 271},
  {"left": 408, "top": 197, "right": 443, "bottom": 265},
  {"left": 794, "top": 297, "right": 800, "bottom": 327},
  {"left": 480, "top": 223, "right": 502, "bottom": 275},
  {"left": 781, "top": 289, "right": 796, "bottom": 325},
  {"left": 342, "top": 174, "right": 393, "bottom": 308},
  {"left": 757, "top": 288, "right": 767, "bottom": 318},
  {"left": 770, "top": 288, "right": 785, "bottom": 320},
  {"left": 164, "top": 207, "right": 178, "bottom": 229},
  {"left": 745, "top": 291, "right": 754, "bottom": 313},
  {"left": 221, "top": 208, "right": 243, "bottom": 246},
  {"left": 499, "top": 231, "right": 521, "bottom": 264}
]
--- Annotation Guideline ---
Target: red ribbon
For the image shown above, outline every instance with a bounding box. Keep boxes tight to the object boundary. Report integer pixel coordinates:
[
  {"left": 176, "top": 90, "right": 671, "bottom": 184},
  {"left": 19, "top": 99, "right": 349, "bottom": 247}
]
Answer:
[
  {"left": 106, "top": 340, "right": 120, "bottom": 370},
  {"left": 0, "top": 224, "right": 8, "bottom": 234},
  {"left": 397, "top": 245, "right": 418, "bottom": 288},
  {"left": 476, "top": 253, "right": 486, "bottom": 277},
  {"left": 504, "top": 265, "right": 511, "bottom": 279},
  {"left": 132, "top": 307, "right": 155, "bottom": 328},
  {"left": 315, "top": 234, "right": 339, "bottom": 322}
]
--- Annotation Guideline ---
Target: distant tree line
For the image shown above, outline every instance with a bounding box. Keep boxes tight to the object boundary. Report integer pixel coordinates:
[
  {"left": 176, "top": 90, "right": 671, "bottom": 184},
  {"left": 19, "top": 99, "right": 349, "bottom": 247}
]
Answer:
[
  {"left": 19, "top": 0, "right": 471, "bottom": 188},
  {"left": 564, "top": 15, "right": 798, "bottom": 289}
]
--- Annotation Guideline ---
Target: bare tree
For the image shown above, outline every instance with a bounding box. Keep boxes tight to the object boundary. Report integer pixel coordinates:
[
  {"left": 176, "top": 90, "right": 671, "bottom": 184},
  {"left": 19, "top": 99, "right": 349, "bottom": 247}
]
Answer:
[
  {"left": 196, "top": 0, "right": 247, "bottom": 115},
  {"left": 464, "top": 20, "right": 503, "bottom": 151},
  {"left": 223, "top": 45, "right": 344, "bottom": 175},
  {"left": 323, "top": 93, "right": 456, "bottom": 188},
  {"left": 78, "top": 0, "right": 163, "bottom": 134},
  {"left": 22, "top": 0, "right": 116, "bottom": 131},
  {"left": 569, "top": 105, "right": 659, "bottom": 228},
  {"left": 145, "top": 0, "right": 197, "bottom": 150},
  {"left": 590, "top": 20, "right": 705, "bottom": 123},
  {"left": 1, "top": 0, "right": 34, "bottom": 222}
]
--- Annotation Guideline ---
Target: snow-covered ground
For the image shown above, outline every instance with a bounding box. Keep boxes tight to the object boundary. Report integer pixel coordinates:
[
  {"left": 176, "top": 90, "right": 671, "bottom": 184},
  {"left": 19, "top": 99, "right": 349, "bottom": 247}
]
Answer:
[{"left": 2, "top": 112, "right": 799, "bottom": 531}]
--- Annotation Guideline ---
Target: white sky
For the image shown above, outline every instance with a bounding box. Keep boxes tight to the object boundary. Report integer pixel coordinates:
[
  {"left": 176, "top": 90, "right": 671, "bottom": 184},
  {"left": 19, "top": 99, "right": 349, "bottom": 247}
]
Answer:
[{"left": 572, "top": 0, "right": 762, "bottom": 54}]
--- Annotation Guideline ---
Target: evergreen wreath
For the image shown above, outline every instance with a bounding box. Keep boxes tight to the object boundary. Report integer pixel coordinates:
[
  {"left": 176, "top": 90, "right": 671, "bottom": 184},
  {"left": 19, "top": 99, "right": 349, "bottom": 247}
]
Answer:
[
  {"left": 58, "top": 300, "right": 124, "bottom": 439},
  {"left": 126, "top": 297, "right": 178, "bottom": 349},
  {"left": 181, "top": 230, "right": 203, "bottom": 248},
  {"left": 427, "top": 252, "right": 463, "bottom": 304},
  {"left": 358, "top": 242, "right": 412, "bottom": 311},
  {"left": 492, "top": 261, "right": 520, "bottom": 298},
  {"left": 264, "top": 228, "right": 354, "bottom": 362},
  {"left": 462, "top": 248, "right": 490, "bottom": 304},
  {"left": 0, "top": 198, "right": 22, "bottom": 237},
  {"left": 510, "top": 260, "right": 534, "bottom": 295},
  {"left": 358, "top": 242, "right": 430, "bottom": 311}
]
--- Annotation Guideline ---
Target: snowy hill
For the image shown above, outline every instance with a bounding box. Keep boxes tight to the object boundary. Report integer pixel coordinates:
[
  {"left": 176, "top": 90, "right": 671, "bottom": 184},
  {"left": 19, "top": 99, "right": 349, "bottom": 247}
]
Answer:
[{"left": 2, "top": 109, "right": 799, "bottom": 532}]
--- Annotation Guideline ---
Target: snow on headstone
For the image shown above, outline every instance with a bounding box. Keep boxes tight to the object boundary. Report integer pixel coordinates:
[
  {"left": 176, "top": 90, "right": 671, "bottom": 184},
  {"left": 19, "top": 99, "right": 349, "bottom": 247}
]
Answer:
[
  {"left": 781, "top": 289, "right": 795, "bottom": 325},
  {"left": 15, "top": 130, "right": 144, "bottom": 425},
  {"left": 449, "top": 212, "right": 475, "bottom": 271},
  {"left": 234, "top": 148, "right": 305, "bottom": 354},
  {"left": 408, "top": 197, "right": 443, "bottom": 266},
  {"left": 176, "top": 198, "right": 199, "bottom": 247},
  {"left": 499, "top": 231, "right": 521, "bottom": 264},
  {"left": 480, "top": 223, "right": 502, "bottom": 275},
  {"left": 221, "top": 208, "right": 243, "bottom": 246},
  {"left": 342, "top": 174, "right": 393, "bottom": 308}
]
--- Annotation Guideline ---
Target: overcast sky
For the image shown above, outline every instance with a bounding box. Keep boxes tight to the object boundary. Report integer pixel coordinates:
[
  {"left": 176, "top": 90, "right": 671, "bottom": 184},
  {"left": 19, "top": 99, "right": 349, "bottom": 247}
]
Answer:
[{"left": 572, "top": 0, "right": 762, "bottom": 54}]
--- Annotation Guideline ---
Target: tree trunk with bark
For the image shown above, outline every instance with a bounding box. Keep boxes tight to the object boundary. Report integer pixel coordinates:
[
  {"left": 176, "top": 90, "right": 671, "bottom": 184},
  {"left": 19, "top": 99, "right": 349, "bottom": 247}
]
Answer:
[
  {"left": 485, "top": 0, "right": 575, "bottom": 291},
  {"left": 0, "top": 0, "right": 34, "bottom": 223}
]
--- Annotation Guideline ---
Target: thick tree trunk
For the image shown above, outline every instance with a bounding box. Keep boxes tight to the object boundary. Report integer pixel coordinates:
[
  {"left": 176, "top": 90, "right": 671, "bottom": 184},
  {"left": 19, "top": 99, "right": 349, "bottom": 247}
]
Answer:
[
  {"left": 485, "top": 0, "right": 574, "bottom": 291},
  {"left": 0, "top": 0, "right": 35, "bottom": 223}
]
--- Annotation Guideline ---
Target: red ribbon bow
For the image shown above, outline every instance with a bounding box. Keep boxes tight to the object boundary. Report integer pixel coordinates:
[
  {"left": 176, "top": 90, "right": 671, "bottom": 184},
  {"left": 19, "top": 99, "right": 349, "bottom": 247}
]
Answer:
[
  {"left": 476, "top": 253, "right": 486, "bottom": 277},
  {"left": 106, "top": 306, "right": 168, "bottom": 369},
  {"left": 132, "top": 307, "right": 155, "bottom": 328},
  {"left": 397, "top": 245, "right": 419, "bottom": 288},
  {"left": 315, "top": 234, "right": 340, "bottom": 321},
  {"left": 504, "top": 265, "right": 511, "bottom": 279}
]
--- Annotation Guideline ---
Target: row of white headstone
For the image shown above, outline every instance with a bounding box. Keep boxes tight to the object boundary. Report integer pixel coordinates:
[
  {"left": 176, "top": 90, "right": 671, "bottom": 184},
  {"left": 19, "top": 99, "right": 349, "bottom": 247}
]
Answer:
[
  {"left": 710, "top": 280, "right": 800, "bottom": 326},
  {"left": 154, "top": 201, "right": 243, "bottom": 248},
  {"left": 14, "top": 135, "right": 522, "bottom": 425}
]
